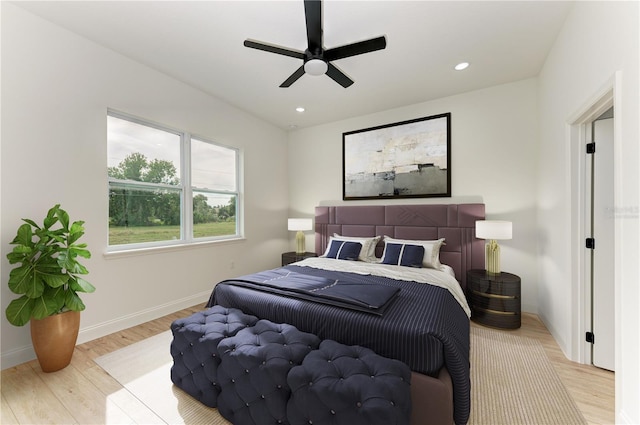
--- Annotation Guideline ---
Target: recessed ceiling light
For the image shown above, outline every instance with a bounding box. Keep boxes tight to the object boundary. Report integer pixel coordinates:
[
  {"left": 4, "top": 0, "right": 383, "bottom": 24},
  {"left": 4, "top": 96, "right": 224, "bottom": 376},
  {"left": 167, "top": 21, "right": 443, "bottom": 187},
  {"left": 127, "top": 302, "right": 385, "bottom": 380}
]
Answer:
[
  {"left": 454, "top": 62, "right": 470, "bottom": 71},
  {"left": 295, "top": 107, "right": 305, "bottom": 113}
]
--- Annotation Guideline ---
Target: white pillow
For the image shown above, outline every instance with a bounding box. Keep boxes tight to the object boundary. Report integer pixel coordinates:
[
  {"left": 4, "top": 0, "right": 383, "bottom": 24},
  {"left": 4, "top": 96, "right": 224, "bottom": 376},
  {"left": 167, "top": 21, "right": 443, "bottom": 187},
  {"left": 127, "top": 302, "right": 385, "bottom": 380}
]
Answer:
[
  {"left": 322, "top": 234, "right": 381, "bottom": 262},
  {"left": 382, "top": 236, "right": 445, "bottom": 270}
]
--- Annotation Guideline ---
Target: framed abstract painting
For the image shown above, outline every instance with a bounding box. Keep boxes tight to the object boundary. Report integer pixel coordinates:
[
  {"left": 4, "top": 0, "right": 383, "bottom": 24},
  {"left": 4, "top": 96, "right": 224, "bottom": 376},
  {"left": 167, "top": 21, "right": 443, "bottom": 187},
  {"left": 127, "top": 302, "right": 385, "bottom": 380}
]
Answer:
[{"left": 343, "top": 113, "right": 451, "bottom": 200}]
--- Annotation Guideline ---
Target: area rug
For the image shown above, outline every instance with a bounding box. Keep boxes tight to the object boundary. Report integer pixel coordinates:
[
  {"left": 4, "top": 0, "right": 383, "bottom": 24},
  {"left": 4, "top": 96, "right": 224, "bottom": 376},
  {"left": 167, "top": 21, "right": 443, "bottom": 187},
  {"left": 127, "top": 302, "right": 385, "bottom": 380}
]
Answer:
[
  {"left": 469, "top": 326, "right": 586, "bottom": 425},
  {"left": 96, "top": 327, "right": 586, "bottom": 425},
  {"left": 95, "top": 331, "right": 230, "bottom": 424}
]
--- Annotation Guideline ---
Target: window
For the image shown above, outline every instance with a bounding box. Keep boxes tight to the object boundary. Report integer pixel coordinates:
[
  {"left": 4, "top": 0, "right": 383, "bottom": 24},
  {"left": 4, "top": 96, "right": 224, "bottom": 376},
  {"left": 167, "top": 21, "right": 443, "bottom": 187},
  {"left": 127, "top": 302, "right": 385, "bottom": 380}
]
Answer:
[{"left": 107, "top": 111, "right": 239, "bottom": 249}]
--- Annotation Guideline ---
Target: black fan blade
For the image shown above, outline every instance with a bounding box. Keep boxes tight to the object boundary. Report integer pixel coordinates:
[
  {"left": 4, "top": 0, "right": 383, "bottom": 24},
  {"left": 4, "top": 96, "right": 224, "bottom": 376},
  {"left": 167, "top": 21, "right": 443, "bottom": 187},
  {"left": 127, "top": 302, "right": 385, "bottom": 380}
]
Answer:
[
  {"left": 280, "top": 65, "right": 306, "bottom": 87},
  {"left": 244, "top": 39, "right": 305, "bottom": 60},
  {"left": 324, "top": 36, "right": 387, "bottom": 61},
  {"left": 326, "top": 63, "right": 353, "bottom": 88},
  {"left": 304, "top": 0, "right": 322, "bottom": 53}
]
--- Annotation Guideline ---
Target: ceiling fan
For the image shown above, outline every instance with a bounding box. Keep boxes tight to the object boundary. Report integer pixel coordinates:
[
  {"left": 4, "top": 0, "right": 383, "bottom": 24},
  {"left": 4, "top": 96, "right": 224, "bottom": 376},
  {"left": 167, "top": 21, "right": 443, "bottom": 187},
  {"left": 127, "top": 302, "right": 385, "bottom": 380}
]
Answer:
[{"left": 243, "top": 0, "right": 387, "bottom": 88}]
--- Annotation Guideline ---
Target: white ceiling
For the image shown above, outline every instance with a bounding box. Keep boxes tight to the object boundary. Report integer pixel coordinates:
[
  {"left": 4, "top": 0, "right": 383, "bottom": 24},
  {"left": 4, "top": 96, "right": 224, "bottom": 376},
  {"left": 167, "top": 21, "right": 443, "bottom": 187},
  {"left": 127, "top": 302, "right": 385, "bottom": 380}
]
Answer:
[{"left": 14, "top": 1, "right": 574, "bottom": 130}]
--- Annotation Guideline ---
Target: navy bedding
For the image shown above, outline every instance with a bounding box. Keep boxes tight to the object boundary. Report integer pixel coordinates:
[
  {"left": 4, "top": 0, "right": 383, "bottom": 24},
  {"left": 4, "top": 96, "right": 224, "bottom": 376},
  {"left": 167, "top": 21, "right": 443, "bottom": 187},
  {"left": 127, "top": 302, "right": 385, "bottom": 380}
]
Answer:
[
  {"left": 215, "top": 268, "right": 400, "bottom": 315},
  {"left": 208, "top": 264, "right": 470, "bottom": 425}
]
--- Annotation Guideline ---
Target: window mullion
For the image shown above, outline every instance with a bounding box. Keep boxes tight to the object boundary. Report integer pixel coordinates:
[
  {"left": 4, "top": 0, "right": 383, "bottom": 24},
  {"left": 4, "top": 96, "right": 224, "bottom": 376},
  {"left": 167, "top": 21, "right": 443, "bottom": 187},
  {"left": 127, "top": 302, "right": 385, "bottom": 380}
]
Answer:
[{"left": 183, "top": 132, "right": 192, "bottom": 241}]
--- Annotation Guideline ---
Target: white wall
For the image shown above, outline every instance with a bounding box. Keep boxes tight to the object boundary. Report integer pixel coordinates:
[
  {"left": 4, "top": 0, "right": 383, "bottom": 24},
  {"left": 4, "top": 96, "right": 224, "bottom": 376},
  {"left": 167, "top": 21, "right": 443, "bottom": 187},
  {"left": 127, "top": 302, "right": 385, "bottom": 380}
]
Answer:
[
  {"left": 537, "top": 1, "right": 639, "bottom": 424},
  {"left": 1, "top": 3, "right": 289, "bottom": 369},
  {"left": 288, "top": 78, "right": 540, "bottom": 313}
]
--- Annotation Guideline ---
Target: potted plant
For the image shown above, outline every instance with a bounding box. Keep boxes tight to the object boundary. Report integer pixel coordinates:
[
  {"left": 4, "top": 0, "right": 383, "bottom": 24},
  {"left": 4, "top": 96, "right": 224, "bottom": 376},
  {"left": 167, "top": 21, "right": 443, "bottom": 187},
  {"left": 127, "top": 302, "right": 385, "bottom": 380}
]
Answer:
[{"left": 5, "top": 204, "right": 95, "bottom": 372}]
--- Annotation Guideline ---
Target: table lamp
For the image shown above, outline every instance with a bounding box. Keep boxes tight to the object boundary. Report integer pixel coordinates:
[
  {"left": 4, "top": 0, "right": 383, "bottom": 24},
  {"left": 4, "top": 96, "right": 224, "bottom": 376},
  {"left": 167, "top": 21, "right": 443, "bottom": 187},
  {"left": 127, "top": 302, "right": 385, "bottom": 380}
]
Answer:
[
  {"left": 475, "top": 220, "right": 512, "bottom": 275},
  {"left": 288, "top": 218, "right": 313, "bottom": 254}
]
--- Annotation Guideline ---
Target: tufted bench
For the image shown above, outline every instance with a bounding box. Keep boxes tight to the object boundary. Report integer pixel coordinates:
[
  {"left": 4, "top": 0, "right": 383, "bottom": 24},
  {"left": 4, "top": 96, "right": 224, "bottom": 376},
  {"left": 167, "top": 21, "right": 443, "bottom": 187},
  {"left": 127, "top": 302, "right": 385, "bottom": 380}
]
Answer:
[
  {"left": 287, "top": 339, "right": 412, "bottom": 425},
  {"left": 216, "top": 319, "right": 321, "bottom": 425},
  {"left": 170, "top": 306, "right": 259, "bottom": 407}
]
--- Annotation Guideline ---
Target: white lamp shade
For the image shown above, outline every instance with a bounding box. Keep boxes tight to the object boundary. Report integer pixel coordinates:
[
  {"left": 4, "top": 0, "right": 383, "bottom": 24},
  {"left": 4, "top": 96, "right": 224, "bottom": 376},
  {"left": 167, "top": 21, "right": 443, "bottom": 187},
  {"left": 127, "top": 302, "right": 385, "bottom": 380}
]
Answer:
[
  {"left": 475, "top": 220, "right": 512, "bottom": 240},
  {"left": 288, "top": 218, "right": 313, "bottom": 231}
]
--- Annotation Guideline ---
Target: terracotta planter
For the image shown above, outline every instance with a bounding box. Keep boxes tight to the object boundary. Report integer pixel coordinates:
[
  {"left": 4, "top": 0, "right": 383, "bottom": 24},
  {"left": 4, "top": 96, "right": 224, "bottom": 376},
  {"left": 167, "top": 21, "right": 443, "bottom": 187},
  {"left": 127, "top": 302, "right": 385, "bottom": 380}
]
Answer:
[{"left": 30, "top": 310, "right": 80, "bottom": 373}]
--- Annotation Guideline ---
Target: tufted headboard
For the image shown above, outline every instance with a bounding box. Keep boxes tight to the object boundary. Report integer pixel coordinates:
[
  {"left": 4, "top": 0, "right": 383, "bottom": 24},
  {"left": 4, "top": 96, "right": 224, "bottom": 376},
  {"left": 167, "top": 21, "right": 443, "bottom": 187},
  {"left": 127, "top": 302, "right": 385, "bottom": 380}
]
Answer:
[{"left": 314, "top": 203, "right": 485, "bottom": 290}]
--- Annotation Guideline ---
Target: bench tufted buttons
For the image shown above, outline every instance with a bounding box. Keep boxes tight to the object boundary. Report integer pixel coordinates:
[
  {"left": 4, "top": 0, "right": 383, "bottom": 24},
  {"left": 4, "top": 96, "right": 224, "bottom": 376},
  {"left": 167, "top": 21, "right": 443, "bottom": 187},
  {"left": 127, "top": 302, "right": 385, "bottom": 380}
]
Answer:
[
  {"left": 245, "top": 369, "right": 250, "bottom": 374},
  {"left": 330, "top": 409, "right": 336, "bottom": 415},
  {"left": 277, "top": 384, "right": 282, "bottom": 389},
  {"left": 356, "top": 401, "right": 362, "bottom": 408},
  {"left": 390, "top": 401, "right": 395, "bottom": 406},
  {"left": 231, "top": 379, "right": 235, "bottom": 383}
]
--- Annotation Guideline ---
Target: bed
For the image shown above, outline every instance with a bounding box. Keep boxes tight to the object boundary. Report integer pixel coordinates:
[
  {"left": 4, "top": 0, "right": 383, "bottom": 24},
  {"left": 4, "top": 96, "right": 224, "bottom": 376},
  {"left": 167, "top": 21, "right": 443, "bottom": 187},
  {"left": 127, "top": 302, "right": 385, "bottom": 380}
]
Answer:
[{"left": 208, "top": 203, "right": 485, "bottom": 425}]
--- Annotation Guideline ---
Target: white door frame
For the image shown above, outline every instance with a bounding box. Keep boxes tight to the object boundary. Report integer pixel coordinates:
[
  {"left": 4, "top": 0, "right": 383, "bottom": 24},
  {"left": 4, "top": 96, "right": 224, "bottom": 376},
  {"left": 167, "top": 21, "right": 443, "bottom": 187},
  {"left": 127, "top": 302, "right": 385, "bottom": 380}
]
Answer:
[{"left": 567, "top": 75, "right": 618, "bottom": 365}]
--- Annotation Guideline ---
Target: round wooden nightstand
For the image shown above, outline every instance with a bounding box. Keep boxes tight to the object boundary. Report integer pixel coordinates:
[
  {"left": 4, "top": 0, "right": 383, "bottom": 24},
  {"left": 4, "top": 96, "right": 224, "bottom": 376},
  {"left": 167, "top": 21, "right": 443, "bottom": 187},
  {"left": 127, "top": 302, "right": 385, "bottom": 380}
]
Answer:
[{"left": 467, "top": 269, "right": 521, "bottom": 329}]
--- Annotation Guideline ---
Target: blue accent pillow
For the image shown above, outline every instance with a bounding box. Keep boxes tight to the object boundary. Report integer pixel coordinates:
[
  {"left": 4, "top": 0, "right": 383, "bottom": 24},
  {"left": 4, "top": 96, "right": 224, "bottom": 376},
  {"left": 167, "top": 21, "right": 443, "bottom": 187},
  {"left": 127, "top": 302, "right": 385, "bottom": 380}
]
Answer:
[
  {"left": 382, "top": 243, "right": 425, "bottom": 267},
  {"left": 325, "top": 240, "right": 362, "bottom": 260}
]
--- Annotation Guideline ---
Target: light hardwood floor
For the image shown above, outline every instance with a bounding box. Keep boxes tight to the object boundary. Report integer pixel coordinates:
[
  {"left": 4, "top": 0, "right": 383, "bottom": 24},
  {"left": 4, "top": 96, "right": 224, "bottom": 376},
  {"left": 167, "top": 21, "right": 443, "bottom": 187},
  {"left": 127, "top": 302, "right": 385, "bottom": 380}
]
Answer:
[{"left": 1, "top": 307, "right": 614, "bottom": 425}]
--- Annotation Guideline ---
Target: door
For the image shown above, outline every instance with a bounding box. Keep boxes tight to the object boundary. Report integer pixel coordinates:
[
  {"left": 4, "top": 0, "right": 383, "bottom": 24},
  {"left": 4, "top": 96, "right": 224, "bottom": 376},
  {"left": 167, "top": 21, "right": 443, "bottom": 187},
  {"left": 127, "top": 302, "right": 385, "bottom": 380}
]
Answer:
[{"left": 589, "top": 109, "right": 615, "bottom": 371}]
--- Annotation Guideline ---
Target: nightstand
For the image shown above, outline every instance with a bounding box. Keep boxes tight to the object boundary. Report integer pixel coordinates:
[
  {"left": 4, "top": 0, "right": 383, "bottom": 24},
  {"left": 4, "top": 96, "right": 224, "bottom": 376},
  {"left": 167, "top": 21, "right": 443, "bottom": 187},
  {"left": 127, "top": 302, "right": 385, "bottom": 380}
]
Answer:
[
  {"left": 467, "top": 269, "right": 521, "bottom": 329},
  {"left": 281, "top": 251, "right": 317, "bottom": 266}
]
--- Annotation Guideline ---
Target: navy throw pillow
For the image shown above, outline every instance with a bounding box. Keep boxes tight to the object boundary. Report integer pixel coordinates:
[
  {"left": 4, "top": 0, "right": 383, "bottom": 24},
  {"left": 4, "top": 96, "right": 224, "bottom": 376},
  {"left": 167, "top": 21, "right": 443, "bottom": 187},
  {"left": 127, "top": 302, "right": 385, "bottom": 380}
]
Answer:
[
  {"left": 326, "top": 240, "right": 362, "bottom": 261},
  {"left": 382, "top": 243, "right": 424, "bottom": 267}
]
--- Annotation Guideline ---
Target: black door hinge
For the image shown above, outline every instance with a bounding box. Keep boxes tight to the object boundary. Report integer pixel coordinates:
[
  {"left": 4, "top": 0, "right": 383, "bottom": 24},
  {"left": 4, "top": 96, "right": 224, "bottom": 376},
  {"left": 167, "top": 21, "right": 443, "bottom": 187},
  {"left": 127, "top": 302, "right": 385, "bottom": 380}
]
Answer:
[
  {"left": 586, "top": 238, "right": 595, "bottom": 249},
  {"left": 587, "top": 142, "right": 596, "bottom": 154},
  {"left": 586, "top": 332, "right": 595, "bottom": 344}
]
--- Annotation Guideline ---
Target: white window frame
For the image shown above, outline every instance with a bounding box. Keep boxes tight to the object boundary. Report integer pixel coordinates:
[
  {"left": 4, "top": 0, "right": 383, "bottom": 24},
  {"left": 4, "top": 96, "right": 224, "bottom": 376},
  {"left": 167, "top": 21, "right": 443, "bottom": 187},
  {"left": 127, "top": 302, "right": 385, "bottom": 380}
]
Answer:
[{"left": 107, "top": 110, "right": 242, "bottom": 252}]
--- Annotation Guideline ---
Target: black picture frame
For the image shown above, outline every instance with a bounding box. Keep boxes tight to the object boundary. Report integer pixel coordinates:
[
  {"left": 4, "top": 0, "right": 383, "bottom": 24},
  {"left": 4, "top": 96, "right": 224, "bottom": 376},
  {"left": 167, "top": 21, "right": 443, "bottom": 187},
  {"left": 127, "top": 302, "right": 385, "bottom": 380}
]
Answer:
[{"left": 342, "top": 113, "right": 451, "bottom": 200}]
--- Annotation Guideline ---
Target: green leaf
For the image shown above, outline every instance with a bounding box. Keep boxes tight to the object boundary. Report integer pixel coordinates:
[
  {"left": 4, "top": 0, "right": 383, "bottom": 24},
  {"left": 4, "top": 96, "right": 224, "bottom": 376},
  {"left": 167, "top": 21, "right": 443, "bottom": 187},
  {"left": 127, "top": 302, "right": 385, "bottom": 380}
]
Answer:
[
  {"left": 44, "top": 286, "right": 66, "bottom": 312},
  {"left": 31, "top": 295, "right": 61, "bottom": 319},
  {"left": 64, "top": 290, "right": 86, "bottom": 311},
  {"left": 6, "top": 246, "right": 32, "bottom": 264},
  {"left": 68, "top": 221, "right": 85, "bottom": 245},
  {"left": 71, "top": 246, "right": 91, "bottom": 259},
  {"left": 44, "top": 204, "right": 60, "bottom": 228},
  {"left": 8, "top": 265, "right": 44, "bottom": 298},
  {"left": 22, "top": 218, "right": 40, "bottom": 229},
  {"left": 5, "top": 296, "right": 35, "bottom": 326},
  {"left": 10, "top": 223, "right": 33, "bottom": 247},
  {"left": 69, "top": 277, "right": 96, "bottom": 293},
  {"left": 56, "top": 207, "right": 70, "bottom": 231},
  {"left": 40, "top": 271, "right": 69, "bottom": 288}
]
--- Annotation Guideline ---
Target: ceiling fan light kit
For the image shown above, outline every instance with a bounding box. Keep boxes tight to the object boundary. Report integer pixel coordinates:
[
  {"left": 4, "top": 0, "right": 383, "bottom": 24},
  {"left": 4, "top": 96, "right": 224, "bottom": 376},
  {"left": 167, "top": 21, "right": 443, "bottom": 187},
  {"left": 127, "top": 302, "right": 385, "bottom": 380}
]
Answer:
[
  {"left": 244, "top": 0, "right": 386, "bottom": 88},
  {"left": 304, "top": 58, "right": 328, "bottom": 76}
]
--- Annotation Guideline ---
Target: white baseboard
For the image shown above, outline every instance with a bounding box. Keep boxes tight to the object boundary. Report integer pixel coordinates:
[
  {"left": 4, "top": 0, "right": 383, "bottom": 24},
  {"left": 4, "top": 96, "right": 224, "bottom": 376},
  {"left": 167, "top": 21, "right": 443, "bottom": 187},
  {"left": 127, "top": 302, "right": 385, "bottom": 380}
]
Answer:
[{"left": 0, "top": 290, "right": 210, "bottom": 370}]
